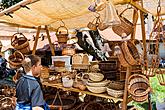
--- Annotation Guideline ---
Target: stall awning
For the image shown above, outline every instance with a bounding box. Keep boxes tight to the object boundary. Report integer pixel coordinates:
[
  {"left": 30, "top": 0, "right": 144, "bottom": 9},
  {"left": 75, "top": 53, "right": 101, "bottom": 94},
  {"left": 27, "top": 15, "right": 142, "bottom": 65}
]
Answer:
[{"left": 0, "top": 0, "right": 164, "bottom": 30}]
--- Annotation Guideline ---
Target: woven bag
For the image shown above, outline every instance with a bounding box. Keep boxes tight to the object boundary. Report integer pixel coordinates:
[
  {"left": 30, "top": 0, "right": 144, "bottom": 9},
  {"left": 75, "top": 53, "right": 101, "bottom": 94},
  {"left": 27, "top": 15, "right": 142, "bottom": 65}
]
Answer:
[{"left": 112, "top": 7, "right": 137, "bottom": 36}]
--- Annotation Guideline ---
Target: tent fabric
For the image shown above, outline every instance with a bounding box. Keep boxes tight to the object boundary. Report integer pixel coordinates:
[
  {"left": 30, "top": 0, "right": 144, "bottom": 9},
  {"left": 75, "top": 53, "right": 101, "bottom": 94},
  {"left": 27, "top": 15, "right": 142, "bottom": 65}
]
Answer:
[{"left": 0, "top": 0, "right": 164, "bottom": 30}]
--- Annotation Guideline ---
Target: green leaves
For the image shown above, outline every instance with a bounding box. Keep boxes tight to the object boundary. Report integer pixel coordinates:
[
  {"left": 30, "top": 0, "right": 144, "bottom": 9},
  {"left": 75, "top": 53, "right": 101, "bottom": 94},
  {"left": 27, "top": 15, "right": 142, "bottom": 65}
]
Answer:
[{"left": 0, "top": 0, "right": 22, "bottom": 9}]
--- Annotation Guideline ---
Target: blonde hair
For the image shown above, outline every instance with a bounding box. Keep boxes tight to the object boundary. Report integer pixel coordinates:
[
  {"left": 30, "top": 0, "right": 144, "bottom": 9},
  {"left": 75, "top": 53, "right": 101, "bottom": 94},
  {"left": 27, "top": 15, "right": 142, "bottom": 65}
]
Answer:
[{"left": 22, "top": 55, "right": 40, "bottom": 73}]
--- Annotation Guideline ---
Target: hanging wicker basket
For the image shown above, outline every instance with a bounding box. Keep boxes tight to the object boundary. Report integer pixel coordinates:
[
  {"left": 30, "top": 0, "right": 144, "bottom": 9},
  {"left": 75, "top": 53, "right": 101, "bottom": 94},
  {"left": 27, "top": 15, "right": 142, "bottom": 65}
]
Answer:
[
  {"left": 156, "top": 69, "right": 165, "bottom": 86},
  {"left": 8, "top": 51, "right": 24, "bottom": 69},
  {"left": 121, "top": 42, "right": 137, "bottom": 65},
  {"left": 128, "top": 74, "right": 150, "bottom": 102},
  {"left": 11, "top": 33, "right": 30, "bottom": 54},
  {"left": 56, "top": 26, "right": 68, "bottom": 43}
]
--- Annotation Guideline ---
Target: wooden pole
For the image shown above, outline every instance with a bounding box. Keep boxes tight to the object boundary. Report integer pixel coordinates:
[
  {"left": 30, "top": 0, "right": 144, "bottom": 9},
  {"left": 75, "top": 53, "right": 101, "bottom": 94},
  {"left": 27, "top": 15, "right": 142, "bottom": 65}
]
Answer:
[
  {"left": 122, "top": 66, "right": 131, "bottom": 110},
  {"left": 32, "top": 26, "right": 41, "bottom": 55},
  {"left": 45, "top": 25, "right": 55, "bottom": 56},
  {"left": 131, "top": 8, "right": 139, "bottom": 40}
]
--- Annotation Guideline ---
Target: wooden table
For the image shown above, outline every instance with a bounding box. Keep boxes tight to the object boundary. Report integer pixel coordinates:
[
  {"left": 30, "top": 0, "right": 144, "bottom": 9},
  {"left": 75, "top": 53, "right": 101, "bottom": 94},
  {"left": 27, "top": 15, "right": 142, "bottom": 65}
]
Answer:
[{"left": 42, "top": 82, "right": 123, "bottom": 103}]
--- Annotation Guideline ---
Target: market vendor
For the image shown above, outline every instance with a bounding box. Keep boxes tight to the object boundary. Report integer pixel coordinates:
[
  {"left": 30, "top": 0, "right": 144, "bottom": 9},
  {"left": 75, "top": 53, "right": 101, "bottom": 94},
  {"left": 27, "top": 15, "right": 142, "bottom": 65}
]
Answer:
[{"left": 15, "top": 55, "right": 49, "bottom": 110}]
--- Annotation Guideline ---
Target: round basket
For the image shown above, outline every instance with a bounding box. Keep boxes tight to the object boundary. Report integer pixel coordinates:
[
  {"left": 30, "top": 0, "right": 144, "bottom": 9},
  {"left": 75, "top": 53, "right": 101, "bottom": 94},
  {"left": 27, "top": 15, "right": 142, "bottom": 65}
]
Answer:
[
  {"left": 88, "top": 73, "right": 104, "bottom": 82},
  {"left": 108, "top": 80, "right": 125, "bottom": 90},
  {"left": 11, "top": 33, "right": 30, "bottom": 54},
  {"left": 8, "top": 51, "right": 24, "bottom": 69},
  {"left": 86, "top": 86, "right": 106, "bottom": 94},
  {"left": 86, "top": 80, "right": 110, "bottom": 87},
  {"left": 121, "top": 42, "right": 137, "bottom": 65},
  {"left": 128, "top": 74, "right": 150, "bottom": 102},
  {"left": 106, "top": 87, "right": 124, "bottom": 98}
]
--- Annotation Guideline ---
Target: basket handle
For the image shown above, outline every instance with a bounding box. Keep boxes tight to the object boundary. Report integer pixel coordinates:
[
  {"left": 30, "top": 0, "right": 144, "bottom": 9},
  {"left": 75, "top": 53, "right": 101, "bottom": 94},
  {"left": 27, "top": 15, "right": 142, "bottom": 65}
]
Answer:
[
  {"left": 56, "top": 25, "right": 69, "bottom": 36},
  {"left": 13, "top": 51, "right": 25, "bottom": 60},
  {"left": 128, "top": 74, "right": 149, "bottom": 84},
  {"left": 119, "top": 7, "right": 138, "bottom": 25}
]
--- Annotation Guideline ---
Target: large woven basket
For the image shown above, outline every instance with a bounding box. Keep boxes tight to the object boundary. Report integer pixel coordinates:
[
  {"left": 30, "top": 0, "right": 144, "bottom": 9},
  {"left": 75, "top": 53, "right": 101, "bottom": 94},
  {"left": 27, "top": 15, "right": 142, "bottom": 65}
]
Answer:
[
  {"left": 8, "top": 51, "right": 24, "bottom": 69},
  {"left": 11, "top": 33, "right": 30, "bottom": 54},
  {"left": 128, "top": 74, "right": 150, "bottom": 102}
]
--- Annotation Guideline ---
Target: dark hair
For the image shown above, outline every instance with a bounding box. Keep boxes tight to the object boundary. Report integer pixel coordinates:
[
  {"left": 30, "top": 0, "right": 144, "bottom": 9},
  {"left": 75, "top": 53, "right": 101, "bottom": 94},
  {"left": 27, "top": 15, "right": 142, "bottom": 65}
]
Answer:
[{"left": 27, "top": 55, "right": 40, "bottom": 66}]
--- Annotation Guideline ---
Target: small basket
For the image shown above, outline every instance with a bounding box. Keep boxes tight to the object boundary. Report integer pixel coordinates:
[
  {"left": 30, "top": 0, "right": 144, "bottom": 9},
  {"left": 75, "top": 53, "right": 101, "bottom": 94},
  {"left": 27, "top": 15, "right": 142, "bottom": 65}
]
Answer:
[
  {"left": 88, "top": 73, "right": 104, "bottom": 82},
  {"left": 56, "top": 26, "right": 68, "bottom": 43},
  {"left": 8, "top": 51, "right": 24, "bottom": 69},
  {"left": 108, "top": 80, "right": 125, "bottom": 90},
  {"left": 156, "top": 69, "right": 165, "bottom": 86},
  {"left": 11, "top": 33, "right": 30, "bottom": 54},
  {"left": 106, "top": 87, "right": 124, "bottom": 98}
]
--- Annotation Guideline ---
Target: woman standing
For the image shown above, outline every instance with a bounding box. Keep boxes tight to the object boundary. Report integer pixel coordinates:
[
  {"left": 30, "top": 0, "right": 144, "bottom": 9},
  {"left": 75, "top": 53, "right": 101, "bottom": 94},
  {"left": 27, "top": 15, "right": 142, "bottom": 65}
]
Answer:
[{"left": 15, "top": 55, "right": 49, "bottom": 110}]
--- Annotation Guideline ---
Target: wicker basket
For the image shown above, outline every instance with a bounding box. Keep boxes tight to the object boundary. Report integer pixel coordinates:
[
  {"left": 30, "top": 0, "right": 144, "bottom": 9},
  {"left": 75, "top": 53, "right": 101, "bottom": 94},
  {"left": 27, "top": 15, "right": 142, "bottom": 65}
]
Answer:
[
  {"left": 8, "top": 51, "right": 24, "bottom": 69},
  {"left": 108, "top": 80, "right": 125, "bottom": 90},
  {"left": 56, "top": 26, "right": 68, "bottom": 43},
  {"left": 114, "top": 46, "right": 130, "bottom": 67},
  {"left": 156, "top": 69, "right": 165, "bottom": 86},
  {"left": 88, "top": 73, "right": 104, "bottom": 82},
  {"left": 127, "top": 40, "right": 140, "bottom": 64},
  {"left": 98, "top": 61, "right": 117, "bottom": 71},
  {"left": 106, "top": 87, "right": 124, "bottom": 98},
  {"left": 11, "top": 33, "right": 30, "bottom": 54},
  {"left": 112, "top": 7, "right": 137, "bottom": 36},
  {"left": 128, "top": 74, "right": 150, "bottom": 102},
  {"left": 86, "top": 80, "right": 110, "bottom": 87},
  {"left": 84, "top": 102, "right": 104, "bottom": 110},
  {"left": 121, "top": 42, "right": 137, "bottom": 65},
  {"left": 54, "top": 61, "right": 65, "bottom": 67},
  {"left": 86, "top": 86, "right": 106, "bottom": 93}
]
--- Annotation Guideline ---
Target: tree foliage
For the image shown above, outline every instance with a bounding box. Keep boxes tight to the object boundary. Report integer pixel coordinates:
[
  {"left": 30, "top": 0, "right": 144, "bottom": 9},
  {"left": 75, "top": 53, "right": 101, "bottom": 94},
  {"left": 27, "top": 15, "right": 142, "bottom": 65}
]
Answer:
[{"left": 0, "top": 0, "right": 22, "bottom": 10}]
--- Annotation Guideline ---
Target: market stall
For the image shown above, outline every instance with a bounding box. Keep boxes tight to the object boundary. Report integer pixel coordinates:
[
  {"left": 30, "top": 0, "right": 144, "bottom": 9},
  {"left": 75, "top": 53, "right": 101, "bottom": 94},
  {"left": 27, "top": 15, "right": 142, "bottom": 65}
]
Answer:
[{"left": 0, "top": 0, "right": 164, "bottom": 110}]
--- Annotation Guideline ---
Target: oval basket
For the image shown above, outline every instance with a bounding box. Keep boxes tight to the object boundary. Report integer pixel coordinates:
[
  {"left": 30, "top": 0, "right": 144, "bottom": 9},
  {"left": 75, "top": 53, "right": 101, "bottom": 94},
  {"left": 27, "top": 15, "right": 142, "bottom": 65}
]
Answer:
[
  {"left": 106, "top": 87, "right": 124, "bottom": 98},
  {"left": 11, "top": 33, "right": 30, "bottom": 54},
  {"left": 86, "top": 86, "right": 106, "bottom": 94},
  {"left": 128, "top": 74, "right": 150, "bottom": 102},
  {"left": 108, "top": 80, "right": 125, "bottom": 90},
  {"left": 8, "top": 51, "right": 24, "bottom": 69}
]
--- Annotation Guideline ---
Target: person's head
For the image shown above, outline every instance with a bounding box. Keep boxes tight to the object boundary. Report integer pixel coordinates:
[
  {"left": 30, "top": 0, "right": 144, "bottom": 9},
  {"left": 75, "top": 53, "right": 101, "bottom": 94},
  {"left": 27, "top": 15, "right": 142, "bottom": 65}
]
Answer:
[{"left": 22, "top": 55, "right": 42, "bottom": 77}]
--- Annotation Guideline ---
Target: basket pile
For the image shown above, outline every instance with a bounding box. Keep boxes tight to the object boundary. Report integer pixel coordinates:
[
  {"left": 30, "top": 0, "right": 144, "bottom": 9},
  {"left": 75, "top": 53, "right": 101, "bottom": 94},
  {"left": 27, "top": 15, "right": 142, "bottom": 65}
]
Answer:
[{"left": 128, "top": 74, "right": 151, "bottom": 102}]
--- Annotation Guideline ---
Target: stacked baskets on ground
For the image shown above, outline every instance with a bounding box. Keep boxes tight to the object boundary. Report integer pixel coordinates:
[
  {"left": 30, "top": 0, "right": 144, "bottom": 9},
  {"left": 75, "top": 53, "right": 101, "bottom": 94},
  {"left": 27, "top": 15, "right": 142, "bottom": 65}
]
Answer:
[{"left": 128, "top": 74, "right": 151, "bottom": 102}]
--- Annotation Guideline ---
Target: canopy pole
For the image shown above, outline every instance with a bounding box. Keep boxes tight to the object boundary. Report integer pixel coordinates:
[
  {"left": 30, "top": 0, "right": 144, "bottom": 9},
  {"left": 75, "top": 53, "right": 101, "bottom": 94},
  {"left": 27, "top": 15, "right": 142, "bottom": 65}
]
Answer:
[
  {"left": 45, "top": 25, "right": 55, "bottom": 56},
  {"left": 32, "top": 26, "right": 41, "bottom": 55},
  {"left": 131, "top": 8, "right": 139, "bottom": 40},
  {"left": 122, "top": 66, "right": 132, "bottom": 110}
]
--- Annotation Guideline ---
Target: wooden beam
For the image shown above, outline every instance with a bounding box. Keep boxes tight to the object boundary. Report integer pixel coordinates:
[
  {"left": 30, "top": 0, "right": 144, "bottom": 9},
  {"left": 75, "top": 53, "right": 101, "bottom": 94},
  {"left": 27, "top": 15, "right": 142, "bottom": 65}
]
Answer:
[
  {"left": 32, "top": 26, "right": 41, "bottom": 55},
  {"left": 122, "top": 66, "right": 131, "bottom": 110},
  {"left": 45, "top": 25, "right": 55, "bottom": 56},
  {"left": 131, "top": 8, "right": 139, "bottom": 40}
]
